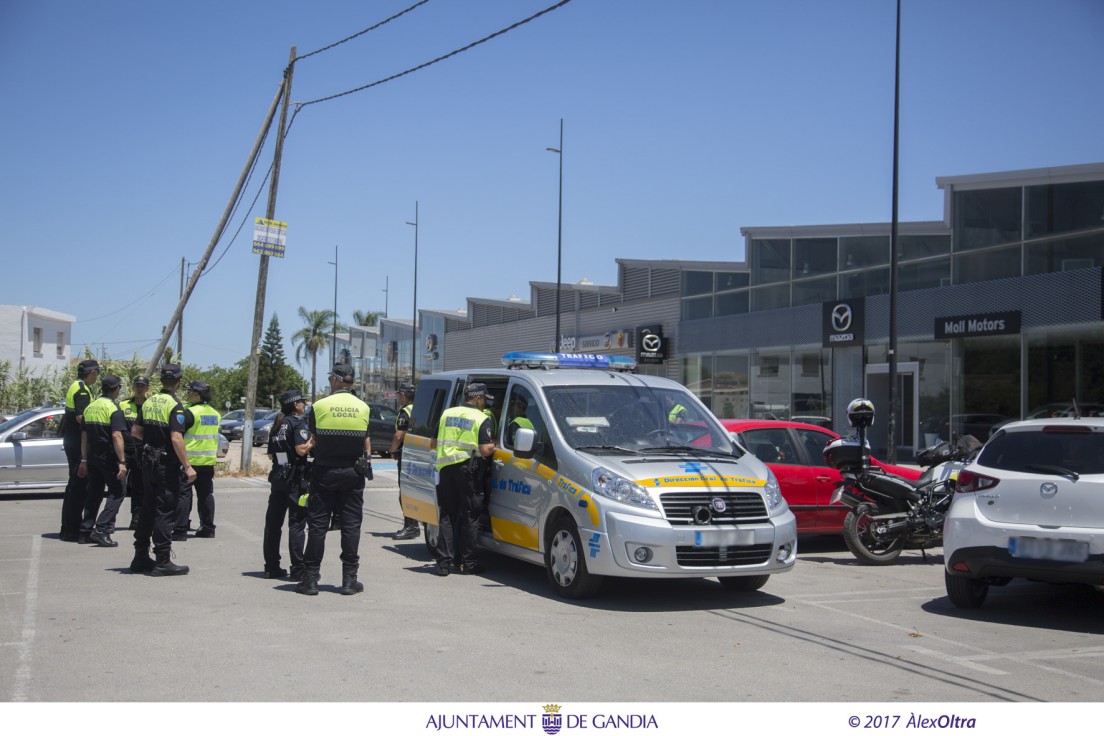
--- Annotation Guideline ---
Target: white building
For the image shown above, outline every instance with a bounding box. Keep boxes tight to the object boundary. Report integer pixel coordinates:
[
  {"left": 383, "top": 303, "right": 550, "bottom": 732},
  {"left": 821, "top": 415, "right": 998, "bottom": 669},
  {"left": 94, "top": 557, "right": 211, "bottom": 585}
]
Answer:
[{"left": 0, "top": 305, "right": 76, "bottom": 376}]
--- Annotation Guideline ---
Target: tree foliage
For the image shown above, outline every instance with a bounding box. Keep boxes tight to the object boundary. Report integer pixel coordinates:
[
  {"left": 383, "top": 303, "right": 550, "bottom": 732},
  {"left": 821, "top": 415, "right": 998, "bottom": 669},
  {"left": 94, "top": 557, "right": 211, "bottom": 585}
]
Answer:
[{"left": 292, "top": 307, "right": 340, "bottom": 401}]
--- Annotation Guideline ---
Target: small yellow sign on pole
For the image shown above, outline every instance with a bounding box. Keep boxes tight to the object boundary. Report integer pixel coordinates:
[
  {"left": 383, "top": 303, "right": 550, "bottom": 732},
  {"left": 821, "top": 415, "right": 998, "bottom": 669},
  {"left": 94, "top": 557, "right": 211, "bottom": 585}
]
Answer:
[{"left": 252, "top": 217, "right": 287, "bottom": 258}]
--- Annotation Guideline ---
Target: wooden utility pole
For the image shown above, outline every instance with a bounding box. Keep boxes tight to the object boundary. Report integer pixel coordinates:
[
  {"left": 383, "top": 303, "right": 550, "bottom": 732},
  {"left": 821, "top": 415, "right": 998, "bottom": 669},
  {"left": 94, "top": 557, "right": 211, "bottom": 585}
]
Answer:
[
  {"left": 143, "top": 78, "right": 288, "bottom": 380},
  {"left": 241, "top": 46, "right": 296, "bottom": 469}
]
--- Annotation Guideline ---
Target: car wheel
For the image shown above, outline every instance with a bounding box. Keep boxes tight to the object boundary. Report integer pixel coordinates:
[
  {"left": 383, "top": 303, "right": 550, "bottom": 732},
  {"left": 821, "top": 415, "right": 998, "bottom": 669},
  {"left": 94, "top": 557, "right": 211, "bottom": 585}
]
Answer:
[
  {"left": 718, "top": 574, "right": 770, "bottom": 592},
  {"left": 842, "top": 505, "right": 904, "bottom": 565},
  {"left": 945, "top": 570, "right": 989, "bottom": 609},
  {"left": 423, "top": 523, "right": 439, "bottom": 557},
  {"left": 545, "top": 515, "right": 603, "bottom": 599}
]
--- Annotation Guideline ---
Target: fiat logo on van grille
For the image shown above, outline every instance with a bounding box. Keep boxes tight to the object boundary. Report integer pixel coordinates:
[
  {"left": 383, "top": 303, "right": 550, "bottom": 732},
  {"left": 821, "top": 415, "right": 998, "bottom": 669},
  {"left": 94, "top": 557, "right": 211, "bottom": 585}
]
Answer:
[{"left": 711, "top": 498, "right": 727, "bottom": 513}]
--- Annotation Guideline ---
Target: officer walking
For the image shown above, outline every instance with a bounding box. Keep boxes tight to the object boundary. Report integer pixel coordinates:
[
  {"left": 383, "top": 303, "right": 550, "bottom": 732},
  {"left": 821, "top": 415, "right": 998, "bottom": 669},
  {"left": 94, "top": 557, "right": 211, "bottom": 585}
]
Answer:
[
  {"left": 77, "top": 374, "right": 128, "bottom": 547},
  {"left": 119, "top": 376, "right": 149, "bottom": 530},
  {"left": 130, "top": 363, "right": 194, "bottom": 576},
  {"left": 297, "top": 363, "right": 372, "bottom": 596},
  {"left": 59, "top": 359, "right": 100, "bottom": 542},
  {"left": 391, "top": 384, "right": 420, "bottom": 540},
  {"left": 432, "top": 383, "right": 496, "bottom": 577},
  {"left": 263, "top": 388, "right": 314, "bottom": 581},
  {"left": 175, "top": 380, "right": 220, "bottom": 539}
]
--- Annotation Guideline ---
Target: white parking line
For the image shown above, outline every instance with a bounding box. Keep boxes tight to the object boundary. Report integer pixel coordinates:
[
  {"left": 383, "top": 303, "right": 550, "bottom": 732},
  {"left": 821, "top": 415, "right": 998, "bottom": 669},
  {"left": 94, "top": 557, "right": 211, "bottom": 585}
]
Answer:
[
  {"left": 903, "top": 645, "right": 1009, "bottom": 675},
  {"left": 11, "top": 534, "right": 40, "bottom": 702}
]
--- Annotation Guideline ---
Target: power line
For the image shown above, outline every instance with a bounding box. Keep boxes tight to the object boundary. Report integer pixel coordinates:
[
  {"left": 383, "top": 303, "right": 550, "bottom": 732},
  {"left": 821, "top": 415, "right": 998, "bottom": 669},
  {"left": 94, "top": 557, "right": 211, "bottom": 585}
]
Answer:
[
  {"left": 296, "top": 0, "right": 573, "bottom": 109},
  {"left": 81, "top": 264, "right": 179, "bottom": 322},
  {"left": 295, "top": 0, "right": 433, "bottom": 62}
]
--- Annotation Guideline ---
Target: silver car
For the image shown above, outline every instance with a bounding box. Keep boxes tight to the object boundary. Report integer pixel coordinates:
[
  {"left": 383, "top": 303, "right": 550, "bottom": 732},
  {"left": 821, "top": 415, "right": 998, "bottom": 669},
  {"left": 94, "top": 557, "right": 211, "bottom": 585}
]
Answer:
[{"left": 0, "top": 406, "right": 68, "bottom": 491}]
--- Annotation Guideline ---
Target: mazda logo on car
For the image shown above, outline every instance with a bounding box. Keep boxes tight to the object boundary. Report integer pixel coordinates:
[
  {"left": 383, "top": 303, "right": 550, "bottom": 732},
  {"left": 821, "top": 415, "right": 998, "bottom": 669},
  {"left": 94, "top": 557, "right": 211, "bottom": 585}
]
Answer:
[
  {"left": 831, "top": 304, "right": 852, "bottom": 332},
  {"left": 1040, "top": 482, "right": 1058, "bottom": 498},
  {"left": 642, "top": 334, "right": 661, "bottom": 352}
]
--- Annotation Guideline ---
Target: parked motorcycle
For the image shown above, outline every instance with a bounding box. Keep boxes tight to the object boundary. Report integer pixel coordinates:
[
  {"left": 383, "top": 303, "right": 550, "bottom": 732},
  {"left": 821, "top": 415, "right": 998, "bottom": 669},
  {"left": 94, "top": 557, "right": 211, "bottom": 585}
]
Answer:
[{"left": 823, "top": 398, "right": 980, "bottom": 565}]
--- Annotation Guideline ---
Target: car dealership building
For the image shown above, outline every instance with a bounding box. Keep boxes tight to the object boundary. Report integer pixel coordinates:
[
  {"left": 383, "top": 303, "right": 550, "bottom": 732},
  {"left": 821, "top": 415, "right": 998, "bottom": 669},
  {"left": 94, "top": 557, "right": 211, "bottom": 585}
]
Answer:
[{"left": 398, "top": 162, "right": 1104, "bottom": 458}]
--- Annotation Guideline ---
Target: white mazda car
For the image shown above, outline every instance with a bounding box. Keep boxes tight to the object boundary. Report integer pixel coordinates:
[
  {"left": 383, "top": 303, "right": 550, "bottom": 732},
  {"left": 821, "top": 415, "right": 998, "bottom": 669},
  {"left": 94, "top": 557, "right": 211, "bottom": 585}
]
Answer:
[{"left": 943, "top": 417, "right": 1104, "bottom": 608}]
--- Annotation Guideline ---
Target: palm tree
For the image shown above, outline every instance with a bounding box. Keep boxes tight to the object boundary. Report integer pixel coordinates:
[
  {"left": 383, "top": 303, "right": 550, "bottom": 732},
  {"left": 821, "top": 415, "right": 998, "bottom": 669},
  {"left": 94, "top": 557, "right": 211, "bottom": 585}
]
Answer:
[
  {"left": 351, "top": 310, "right": 382, "bottom": 327},
  {"left": 291, "top": 307, "right": 337, "bottom": 400}
]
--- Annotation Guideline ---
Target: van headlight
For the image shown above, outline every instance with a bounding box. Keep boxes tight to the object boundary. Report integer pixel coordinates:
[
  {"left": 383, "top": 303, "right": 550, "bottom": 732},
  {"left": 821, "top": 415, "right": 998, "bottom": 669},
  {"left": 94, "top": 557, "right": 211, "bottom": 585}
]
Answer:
[
  {"left": 764, "top": 469, "right": 786, "bottom": 511},
  {"left": 591, "top": 467, "right": 658, "bottom": 510}
]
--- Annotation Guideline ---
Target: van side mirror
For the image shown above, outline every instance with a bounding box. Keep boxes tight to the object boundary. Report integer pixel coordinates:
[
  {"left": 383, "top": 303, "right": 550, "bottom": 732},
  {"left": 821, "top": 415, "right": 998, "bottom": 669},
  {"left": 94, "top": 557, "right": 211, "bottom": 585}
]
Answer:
[
  {"left": 513, "top": 427, "right": 537, "bottom": 459},
  {"left": 10, "top": 431, "right": 27, "bottom": 442}
]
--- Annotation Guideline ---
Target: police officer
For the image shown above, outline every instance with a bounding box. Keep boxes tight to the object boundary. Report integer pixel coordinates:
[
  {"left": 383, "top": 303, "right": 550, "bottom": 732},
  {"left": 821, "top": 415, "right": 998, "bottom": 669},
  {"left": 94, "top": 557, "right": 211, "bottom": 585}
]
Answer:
[
  {"left": 130, "top": 363, "right": 194, "bottom": 576},
  {"left": 432, "top": 383, "right": 496, "bottom": 577},
  {"left": 506, "top": 393, "right": 535, "bottom": 445},
  {"left": 78, "top": 374, "right": 128, "bottom": 547},
  {"left": 119, "top": 376, "right": 149, "bottom": 530},
  {"left": 391, "top": 384, "right": 420, "bottom": 540},
  {"left": 263, "top": 389, "right": 314, "bottom": 581},
  {"left": 175, "top": 380, "right": 220, "bottom": 539},
  {"left": 665, "top": 394, "right": 688, "bottom": 424},
  {"left": 298, "top": 363, "right": 372, "bottom": 596},
  {"left": 60, "top": 359, "right": 100, "bottom": 542}
]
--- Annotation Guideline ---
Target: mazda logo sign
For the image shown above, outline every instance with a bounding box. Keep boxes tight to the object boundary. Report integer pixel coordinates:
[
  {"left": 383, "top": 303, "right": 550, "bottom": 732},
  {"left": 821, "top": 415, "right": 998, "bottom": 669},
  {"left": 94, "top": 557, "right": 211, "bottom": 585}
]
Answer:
[
  {"left": 642, "top": 334, "right": 662, "bottom": 352},
  {"left": 831, "top": 304, "right": 852, "bottom": 332}
]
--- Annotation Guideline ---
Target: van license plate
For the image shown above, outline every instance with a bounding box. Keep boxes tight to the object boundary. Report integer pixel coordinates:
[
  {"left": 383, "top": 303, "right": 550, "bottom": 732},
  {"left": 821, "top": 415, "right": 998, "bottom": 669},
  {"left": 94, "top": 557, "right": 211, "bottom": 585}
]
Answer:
[{"left": 1008, "top": 537, "right": 1089, "bottom": 562}]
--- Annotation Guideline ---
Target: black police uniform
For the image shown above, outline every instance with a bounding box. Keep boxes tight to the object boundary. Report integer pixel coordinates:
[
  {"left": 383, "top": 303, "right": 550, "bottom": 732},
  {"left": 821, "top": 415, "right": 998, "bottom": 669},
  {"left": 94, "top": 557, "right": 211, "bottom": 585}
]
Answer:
[
  {"left": 132, "top": 369, "right": 190, "bottom": 576},
  {"left": 79, "top": 389, "right": 128, "bottom": 545},
  {"left": 59, "top": 367, "right": 95, "bottom": 541},
  {"left": 300, "top": 372, "right": 371, "bottom": 596},
  {"left": 435, "top": 404, "right": 495, "bottom": 574},
  {"left": 393, "top": 400, "right": 420, "bottom": 538},
  {"left": 119, "top": 385, "right": 147, "bottom": 529},
  {"left": 264, "top": 406, "right": 311, "bottom": 580}
]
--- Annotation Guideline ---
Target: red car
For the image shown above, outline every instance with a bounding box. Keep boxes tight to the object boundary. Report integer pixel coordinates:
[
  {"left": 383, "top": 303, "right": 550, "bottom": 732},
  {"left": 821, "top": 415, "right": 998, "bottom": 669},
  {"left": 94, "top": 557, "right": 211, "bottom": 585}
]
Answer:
[{"left": 720, "top": 419, "right": 923, "bottom": 534}]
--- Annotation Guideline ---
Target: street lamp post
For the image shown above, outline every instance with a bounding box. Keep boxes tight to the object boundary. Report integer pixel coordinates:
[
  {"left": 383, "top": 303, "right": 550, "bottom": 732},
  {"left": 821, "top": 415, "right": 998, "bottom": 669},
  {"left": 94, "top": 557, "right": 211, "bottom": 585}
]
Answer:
[
  {"left": 547, "top": 119, "right": 563, "bottom": 353},
  {"left": 328, "top": 245, "right": 338, "bottom": 367},
  {"left": 406, "top": 202, "right": 419, "bottom": 385}
]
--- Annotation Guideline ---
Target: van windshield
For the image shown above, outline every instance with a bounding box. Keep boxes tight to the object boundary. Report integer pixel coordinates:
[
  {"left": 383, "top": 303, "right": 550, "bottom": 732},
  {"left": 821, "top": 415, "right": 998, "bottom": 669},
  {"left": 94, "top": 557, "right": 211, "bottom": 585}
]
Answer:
[{"left": 543, "top": 385, "right": 738, "bottom": 456}]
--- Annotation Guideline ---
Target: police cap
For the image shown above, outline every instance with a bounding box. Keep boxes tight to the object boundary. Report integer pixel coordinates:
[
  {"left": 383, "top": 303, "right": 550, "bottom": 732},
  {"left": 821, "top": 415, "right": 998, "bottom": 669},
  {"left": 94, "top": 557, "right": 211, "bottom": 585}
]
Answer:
[
  {"left": 100, "top": 374, "right": 122, "bottom": 392},
  {"left": 132, "top": 376, "right": 150, "bottom": 387},
  {"left": 160, "top": 363, "right": 183, "bottom": 381},
  {"left": 330, "top": 363, "right": 355, "bottom": 383},
  {"left": 279, "top": 389, "right": 306, "bottom": 406},
  {"left": 77, "top": 359, "right": 100, "bottom": 377},
  {"left": 184, "top": 380, "right": 210, "bottom": 394},
  {"left": 465, "top": 383, "right": 494, "bottom": 406},
  {"left": 399, "top": 384, "right": 416, "bottom": 399}
]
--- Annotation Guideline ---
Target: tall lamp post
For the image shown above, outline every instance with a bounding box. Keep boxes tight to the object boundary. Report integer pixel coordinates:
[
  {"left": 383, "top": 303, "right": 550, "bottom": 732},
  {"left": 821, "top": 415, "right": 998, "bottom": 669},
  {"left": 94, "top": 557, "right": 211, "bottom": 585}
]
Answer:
[
  {"left": 328, "top": 245, "right": 338, "bottom": 367},
  {"left": 546, "top": 119, "right": 564, "bottom": 353},
  {"left": 406, "top": 202, "right": 419, "bottom": 385},
  {"left": 887, "top": 0, "right": 902, "bottom": 464}
]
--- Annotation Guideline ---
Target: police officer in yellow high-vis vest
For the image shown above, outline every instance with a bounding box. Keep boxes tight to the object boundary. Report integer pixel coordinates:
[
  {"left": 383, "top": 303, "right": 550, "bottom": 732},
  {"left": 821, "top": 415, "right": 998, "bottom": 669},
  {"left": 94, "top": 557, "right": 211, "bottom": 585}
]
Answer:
[
  {"left": 131, "top": 363, "right": 194, "bottom": 576},
  {"left": 298, "top": 363, "right": 372, "bottom": 597},
  {"left": 60, "top": 359, "right": 100, "bottom": 542},
  {"left": 78, "top": 374, "right": 128, "bottom": 547},
  {"left": 119, "top": 375, "right": 150, "bottom": 530},
  {"left": 176, "top": 380, "right": 220, "bottom": 539},
  {"left": 432, "top": 382, "right": 496, "bottom": 577},
  {"left": 391, "top": 384, "right": 420, "bottom": 540}
]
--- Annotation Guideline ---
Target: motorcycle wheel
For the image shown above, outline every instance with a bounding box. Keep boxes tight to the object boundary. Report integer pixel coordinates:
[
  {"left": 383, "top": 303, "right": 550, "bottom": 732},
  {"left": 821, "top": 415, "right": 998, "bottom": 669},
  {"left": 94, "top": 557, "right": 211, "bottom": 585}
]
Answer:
[{"left": 843, "top": 506, "right": 904, "bottom": 565}]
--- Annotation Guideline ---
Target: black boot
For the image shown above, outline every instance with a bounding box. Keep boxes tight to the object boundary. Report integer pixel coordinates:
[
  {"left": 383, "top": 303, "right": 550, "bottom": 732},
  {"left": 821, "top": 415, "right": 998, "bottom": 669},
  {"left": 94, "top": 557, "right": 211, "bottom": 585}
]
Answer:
[
  {"left": 90, "top": 530, "right": 118, "bottom": 547},
  {"left": 393, "top": 520, "right": 420, "bottom": 540},
  {"left": 296, "top": 572, "right": 319, "bottom": 596},
  {"left": 340, "top": 569, "right": 364, "bottom": 596},
  {"left": 130, "top": 546, "right": 155, "bottom": 573},
  {"left": 151, "top": 550, "right": 189, "bottom": 577}
]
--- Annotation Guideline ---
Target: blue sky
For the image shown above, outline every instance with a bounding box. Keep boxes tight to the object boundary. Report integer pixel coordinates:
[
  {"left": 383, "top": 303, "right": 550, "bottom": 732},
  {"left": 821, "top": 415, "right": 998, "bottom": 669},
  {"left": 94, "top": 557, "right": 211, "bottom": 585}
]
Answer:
[{"left": 2, "top": 0, "right": 1102, "bottom": 373}]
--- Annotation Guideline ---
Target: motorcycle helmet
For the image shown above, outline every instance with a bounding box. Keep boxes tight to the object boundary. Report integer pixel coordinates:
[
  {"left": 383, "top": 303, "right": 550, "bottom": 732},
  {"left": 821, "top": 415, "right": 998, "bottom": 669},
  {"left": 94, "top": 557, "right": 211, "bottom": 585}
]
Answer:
[{"left": 846, "top": 398, "right": 875, "bottom": 429}]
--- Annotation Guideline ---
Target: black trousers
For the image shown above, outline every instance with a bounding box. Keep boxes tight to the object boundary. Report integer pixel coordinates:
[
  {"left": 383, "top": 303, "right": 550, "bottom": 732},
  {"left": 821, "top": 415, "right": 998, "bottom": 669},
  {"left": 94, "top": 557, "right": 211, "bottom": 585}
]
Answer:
[
  {"left": 134, "top": 458, "right": 182, "bottom": 558},
  {"left": 435, "top": 461, "right": 484, "bottom": 567},
  {"left": 263, "top": 473, "right": 308, "bottom": 574},
  {"left": 303, "top": 466, "right": 364, "bottom": 576},
  {"left": 80, "top": 454, "right": 125, "bottom": 535},
  {"left": 176, "top": 465, "right": 216, "bottom": 532},
  {"left": 59, "top": 437, "right": 86, "bottom": 538},
  {"left": 126, "top": 459, "right": 144, "bottom": 521}
]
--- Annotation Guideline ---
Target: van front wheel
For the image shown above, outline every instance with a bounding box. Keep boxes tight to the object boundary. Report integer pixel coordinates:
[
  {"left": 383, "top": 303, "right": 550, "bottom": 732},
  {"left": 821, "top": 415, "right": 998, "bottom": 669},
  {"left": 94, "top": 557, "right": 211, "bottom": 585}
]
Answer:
[{"left": 545, "top": 517, "right": 603, "bottom": 599}]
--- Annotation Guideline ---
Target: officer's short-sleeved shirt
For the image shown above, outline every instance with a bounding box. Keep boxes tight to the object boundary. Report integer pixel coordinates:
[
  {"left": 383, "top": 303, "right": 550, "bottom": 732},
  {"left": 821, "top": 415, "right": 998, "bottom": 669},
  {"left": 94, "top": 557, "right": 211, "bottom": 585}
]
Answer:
[
  {"left": 83, "top": 400, "right": 127, "bottom": 456},
  {"left": 136, "top": 392, "right": 187, "bottom": 452},
  {"left": 269, "top": 413, "right": 310, "bottom": 463},
  {"left": 395, "top": 404, "right": 412, "bottom": 433},
  {"left": 62, "top": 380, "right": 93, "bottom": 441},
  {"left": 476, "top": 416, "right": 494, "bottom": 445},
  {"left": 308, "top": 390, "right": 370, "bottom": 467}
]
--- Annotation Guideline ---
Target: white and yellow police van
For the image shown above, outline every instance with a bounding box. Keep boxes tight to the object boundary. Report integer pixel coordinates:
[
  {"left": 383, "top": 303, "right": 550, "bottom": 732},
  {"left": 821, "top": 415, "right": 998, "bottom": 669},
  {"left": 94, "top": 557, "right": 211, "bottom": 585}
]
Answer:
[{"left": 399, "top": 352, "right": 797, "bottom": 598}]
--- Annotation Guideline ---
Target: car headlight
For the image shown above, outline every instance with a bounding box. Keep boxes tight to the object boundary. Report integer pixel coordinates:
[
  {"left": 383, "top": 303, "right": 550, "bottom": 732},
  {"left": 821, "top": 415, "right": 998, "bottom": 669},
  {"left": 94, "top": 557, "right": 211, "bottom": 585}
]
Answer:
[
  {"left": 763, "top": 469, "right": 786, "bottom": 512},
  {"left": 591, "top": 467, "right": 658, "bottom": 510}
]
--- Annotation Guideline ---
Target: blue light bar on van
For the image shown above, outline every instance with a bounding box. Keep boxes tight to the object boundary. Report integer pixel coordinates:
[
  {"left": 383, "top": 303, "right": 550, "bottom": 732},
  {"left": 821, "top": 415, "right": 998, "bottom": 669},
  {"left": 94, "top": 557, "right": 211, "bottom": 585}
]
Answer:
[{"left": 501, "top": 352, "right": 637, "bottom": 372}]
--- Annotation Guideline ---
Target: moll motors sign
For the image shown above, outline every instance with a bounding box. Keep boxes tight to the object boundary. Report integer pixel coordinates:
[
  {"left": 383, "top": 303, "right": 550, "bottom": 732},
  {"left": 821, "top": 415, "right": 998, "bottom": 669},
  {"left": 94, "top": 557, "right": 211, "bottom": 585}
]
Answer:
[{"left": 935, "top": 311, "right": 1021, "bottom": 339}]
